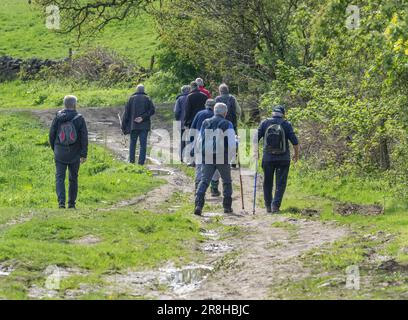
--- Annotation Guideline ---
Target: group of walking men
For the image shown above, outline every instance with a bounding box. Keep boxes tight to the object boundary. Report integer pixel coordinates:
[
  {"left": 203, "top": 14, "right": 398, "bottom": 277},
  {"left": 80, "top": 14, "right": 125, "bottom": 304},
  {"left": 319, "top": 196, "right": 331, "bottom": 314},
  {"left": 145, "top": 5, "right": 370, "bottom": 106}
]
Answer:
[{"left": 49, "top": 78, "right": 299, "bottom": 214}]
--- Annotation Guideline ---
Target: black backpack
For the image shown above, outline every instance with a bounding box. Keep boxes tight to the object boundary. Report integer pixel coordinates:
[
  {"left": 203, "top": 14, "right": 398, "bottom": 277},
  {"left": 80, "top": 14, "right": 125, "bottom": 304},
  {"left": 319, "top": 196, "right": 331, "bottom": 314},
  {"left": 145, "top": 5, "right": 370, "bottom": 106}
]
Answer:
[
  {"left": 264, "top": 119, "right": 286, "bottom": 155},
  {"left": 57, "top": 114, "right": 81, "bottom": 146}
]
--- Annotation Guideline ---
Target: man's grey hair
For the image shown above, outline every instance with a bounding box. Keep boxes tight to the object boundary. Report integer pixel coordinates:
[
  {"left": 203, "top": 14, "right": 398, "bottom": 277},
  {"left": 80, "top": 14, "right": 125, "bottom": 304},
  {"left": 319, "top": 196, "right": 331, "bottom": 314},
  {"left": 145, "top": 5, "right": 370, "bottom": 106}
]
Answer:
[
  {"left": 205, "top": 99, "right": 216, "bottom": 109},
  {"left": 214, "top": 103, "right": 228, "bottom": 116},
  {"left": 219, "top": 83, "right": 229, "bottom": 95},
  {"left": 64, "top": 95, "right": 77, "bottom": 110},
  {"left": 181, "top": 85, "right": 191, "bottom": 95},
  {"left": 195, "top": 78, "right": 204, "bottom": 87},
  {"left": 136, "top": 84, "right": 145, "bottom": 93},
  {"left": 190, "top": 81, "right": 199, "bottom": 90}
]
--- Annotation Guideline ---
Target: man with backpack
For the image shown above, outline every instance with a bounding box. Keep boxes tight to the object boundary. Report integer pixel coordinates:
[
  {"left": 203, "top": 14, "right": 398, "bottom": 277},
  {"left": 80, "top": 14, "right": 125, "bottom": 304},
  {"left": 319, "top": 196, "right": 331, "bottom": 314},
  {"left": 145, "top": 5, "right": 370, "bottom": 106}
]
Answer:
[
  {"left": 190, "top": 99, "right": 221, "bottom": 196},
  {"left": 121, "top": 84, "right": 156, "bottom": 165},
  {"left": 194, "top": 103, "right": 237, "bottom": 216},
  {"left": 216, "top": 83, "right": 241, "bottom": 168},
  {"left": 49, "top": 95, "right": 88, "bottom": 209},
  {"left": 255, "top": 106, "right": 299, "bottom": 213},
  {"left": 215, "top": 83, "right": 241, "bottom": 133}
]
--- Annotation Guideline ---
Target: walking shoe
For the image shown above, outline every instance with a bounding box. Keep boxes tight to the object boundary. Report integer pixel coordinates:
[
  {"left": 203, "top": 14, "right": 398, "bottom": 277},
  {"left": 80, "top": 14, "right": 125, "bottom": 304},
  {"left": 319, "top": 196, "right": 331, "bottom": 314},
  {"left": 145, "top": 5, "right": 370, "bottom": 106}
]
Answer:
[
  {"left": 271, "top": 206, "right": 280, "bottom": 214},
  {"left": 68, "top": 205, "right": 76, "bottom": 210},
  {"left": 211, "top": 189, "right": 221, "bottom": 197},
  {"left": 194, "top": 207, "right": 202, "bottom": 216},
  {"left": 266, "top": 206, "right": 272, "bottom": 213},
  {"left": 59, "top": 205, "right": 66, "bottom": 209},
  {"left": 224, "top": 207, "right": 233, "bottom": 214}
]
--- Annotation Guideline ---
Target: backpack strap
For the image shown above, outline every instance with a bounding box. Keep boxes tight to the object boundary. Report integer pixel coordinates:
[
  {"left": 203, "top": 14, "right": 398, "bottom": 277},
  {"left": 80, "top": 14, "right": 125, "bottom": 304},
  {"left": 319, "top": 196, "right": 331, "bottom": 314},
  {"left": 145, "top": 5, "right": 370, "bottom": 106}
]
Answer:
[{"left": 72, "top": 114, "right": 82, "bottom": 121}]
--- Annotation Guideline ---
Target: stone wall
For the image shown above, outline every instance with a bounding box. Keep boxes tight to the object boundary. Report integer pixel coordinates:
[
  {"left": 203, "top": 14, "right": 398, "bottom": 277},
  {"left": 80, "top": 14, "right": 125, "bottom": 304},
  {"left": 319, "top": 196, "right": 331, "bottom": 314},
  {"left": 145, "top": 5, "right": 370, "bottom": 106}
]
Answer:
[{"left": 0, "top": 56, "right": 59, "bottom": 81}]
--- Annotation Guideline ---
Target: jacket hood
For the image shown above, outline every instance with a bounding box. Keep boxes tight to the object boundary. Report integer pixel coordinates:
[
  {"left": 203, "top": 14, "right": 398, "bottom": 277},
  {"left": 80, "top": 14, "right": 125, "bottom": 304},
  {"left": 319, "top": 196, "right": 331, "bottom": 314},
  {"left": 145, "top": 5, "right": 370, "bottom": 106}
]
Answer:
[{"left": 56, "top": 109, "right": 78, "bottom": 122}]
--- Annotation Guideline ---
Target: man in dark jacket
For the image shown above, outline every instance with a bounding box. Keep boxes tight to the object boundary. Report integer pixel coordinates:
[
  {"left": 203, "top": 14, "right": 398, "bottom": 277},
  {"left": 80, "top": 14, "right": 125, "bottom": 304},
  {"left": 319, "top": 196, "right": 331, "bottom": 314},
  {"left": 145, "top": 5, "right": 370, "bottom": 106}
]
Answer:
[
  {"left": 121, "top": 84, "right": 156, "bottom": 165},
  {"left": 190, "top": 99, "right": 220, "bottom": 196},
  {"left": 49, "top": 95, "right": 88, "bottom": 209},
  {"left": 255, "top": 106, "right": 299, "bottom": 213},
  {"left": 174, "top": 85, "right": 191, "bottom": 162},
  {"left": 215, "top": 83, "right": 241, "bottom": 133},
  {"left": 194, "top": 103, "right": 236, "bottom": 216},
  {"left": 183, "top": 81, "right": 208, "bottom": 128}
]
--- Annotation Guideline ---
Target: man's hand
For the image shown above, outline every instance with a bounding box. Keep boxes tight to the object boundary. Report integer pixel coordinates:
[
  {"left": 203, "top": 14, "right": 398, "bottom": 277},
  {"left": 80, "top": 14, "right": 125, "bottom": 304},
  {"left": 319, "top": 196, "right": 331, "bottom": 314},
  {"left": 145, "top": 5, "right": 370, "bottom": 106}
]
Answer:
[
  {"left": 134, "top": 117, "right": 143, "bottom": 124},
  {"left": 292, "top": 154, "right": 299, "bottom": 163},
  {"left": 253, "top": 150, "right": 259, "bottom": 162},
  {"left": 80, "top": 157, "right": 87, "bottom": 164}
]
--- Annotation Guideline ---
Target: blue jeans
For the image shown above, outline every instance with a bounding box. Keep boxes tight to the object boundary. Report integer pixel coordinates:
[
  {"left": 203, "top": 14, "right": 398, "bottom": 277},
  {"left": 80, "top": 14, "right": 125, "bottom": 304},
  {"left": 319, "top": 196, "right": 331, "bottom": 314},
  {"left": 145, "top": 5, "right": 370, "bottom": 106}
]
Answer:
[
  {"left": 55, "top": 160, "right": 80, "bottom": 207},
  {"left": 262, "top": 160, "right": 290, "bottom": 208},
  {"left": 195, "top": 164, "right": 232, "bottom": 209},
  {"left": 129, "top": 129, "right": 148, "bottom": 165},
  {"left": 195, "top": 164, "right": 220, "bottom": 185}
]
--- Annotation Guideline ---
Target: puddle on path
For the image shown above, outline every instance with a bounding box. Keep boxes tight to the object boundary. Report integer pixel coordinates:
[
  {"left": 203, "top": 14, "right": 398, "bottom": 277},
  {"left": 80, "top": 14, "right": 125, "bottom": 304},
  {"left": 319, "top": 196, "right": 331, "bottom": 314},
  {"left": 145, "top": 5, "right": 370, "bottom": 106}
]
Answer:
[
  {"left": 0, "top": 265, "right": 14, "bottom": 276},
  {"left": 107, "top": 264, "right": 213, "bottom": 297},
  {"left": 202, "top": 242, "right": 233, "bottom": 254}
]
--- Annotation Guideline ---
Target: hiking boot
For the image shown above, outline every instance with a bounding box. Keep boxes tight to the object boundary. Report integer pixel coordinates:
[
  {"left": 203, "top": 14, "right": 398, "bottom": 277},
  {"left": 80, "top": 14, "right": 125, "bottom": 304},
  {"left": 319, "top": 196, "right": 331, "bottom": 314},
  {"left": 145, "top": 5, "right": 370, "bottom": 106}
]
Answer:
[
  {"left": 68, "top": 205, "right": 76, "bottom": 210},
  {"left": 59, "top": 205, "right": 66, "bottom": 209},
  {"left": 224, "top": 207, "right": 233, "bottom": 214},
  {"left": 271, "top": 206, "right": 280, "bottom": 214},
  {"left": 266, "top": 206, "right": 272, "bottom": 213},
  {"left": 211, "top": 188, "right": 221, "bottom": 197},
  {"left": 194, "top": 207, "right": 202, "bottom": 216}
]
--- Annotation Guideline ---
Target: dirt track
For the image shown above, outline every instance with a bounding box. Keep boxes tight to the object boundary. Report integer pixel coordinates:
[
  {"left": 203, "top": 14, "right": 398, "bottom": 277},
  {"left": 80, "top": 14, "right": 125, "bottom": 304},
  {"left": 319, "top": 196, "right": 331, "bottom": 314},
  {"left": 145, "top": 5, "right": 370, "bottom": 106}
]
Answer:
[{"left": 33, "top": 106, "right": 348, "bottom": 300}]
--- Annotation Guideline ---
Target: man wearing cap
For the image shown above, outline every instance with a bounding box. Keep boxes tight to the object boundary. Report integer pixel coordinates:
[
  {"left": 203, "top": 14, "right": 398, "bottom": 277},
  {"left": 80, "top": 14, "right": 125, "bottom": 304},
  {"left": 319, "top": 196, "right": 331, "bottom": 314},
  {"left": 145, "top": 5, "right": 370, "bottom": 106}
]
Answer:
[
  {"left": 190, "top": 99, "right": 221, "bottom": 196},
  {"left": 196, "top": 78, "right": 211, "bottom": 99},
  {"left": 255, "top": 106, "right": 300, "bottom": 213},
  {"left": 121, "top": 84, "right": 156, "bottom": 165}
]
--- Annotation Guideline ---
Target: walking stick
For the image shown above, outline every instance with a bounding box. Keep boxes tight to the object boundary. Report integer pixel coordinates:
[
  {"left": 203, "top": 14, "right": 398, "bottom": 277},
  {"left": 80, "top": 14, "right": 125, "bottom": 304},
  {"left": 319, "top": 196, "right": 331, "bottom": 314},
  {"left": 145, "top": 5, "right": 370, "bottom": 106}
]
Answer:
[
  {"left": 253, "top": 156, "right": 259, "bottom": 215},
  {"left": 117, "top": 113, "right": 127, "bottom": 147},
  {"left": 237, "top": 146, "right": 245, "bottom": 211}
]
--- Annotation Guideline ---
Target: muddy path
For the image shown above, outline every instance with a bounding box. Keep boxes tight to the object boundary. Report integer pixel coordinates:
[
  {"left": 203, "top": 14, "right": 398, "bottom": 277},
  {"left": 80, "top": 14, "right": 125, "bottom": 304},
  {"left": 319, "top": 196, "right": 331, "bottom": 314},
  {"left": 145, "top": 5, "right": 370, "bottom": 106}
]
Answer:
[{"left": 32, "top": 105, "right": 349, "bottom": 300}]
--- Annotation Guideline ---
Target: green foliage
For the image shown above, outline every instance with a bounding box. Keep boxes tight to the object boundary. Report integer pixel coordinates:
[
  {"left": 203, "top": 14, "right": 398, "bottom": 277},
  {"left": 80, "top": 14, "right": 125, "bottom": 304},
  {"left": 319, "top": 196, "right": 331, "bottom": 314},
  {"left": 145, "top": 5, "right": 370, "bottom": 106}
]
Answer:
[
  {"left": 260, "top": 1, "right": 408, "bottom": 197},
  {"left": 0, "top": 112, "right": 162, "bottom": 208},
  {"left": 0, "top": 0, "right": 158, "bottom": 67},
  {"left": 144, "top": 70, "right": 184, "bottom": 103}
]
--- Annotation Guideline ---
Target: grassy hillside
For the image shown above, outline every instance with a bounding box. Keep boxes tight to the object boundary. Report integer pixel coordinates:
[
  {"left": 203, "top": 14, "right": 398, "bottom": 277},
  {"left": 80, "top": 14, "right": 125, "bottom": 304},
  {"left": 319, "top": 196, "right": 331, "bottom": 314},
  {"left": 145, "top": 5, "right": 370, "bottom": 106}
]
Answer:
[{"left": 0, "top": 0, "right": 158, "bottom": 67}]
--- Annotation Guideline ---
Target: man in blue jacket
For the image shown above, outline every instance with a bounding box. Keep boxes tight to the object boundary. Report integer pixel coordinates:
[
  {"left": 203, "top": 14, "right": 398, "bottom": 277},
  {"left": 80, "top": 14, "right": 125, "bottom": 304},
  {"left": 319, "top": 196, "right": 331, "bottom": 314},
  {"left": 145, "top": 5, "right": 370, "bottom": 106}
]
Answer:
[
  {"left": 49, "top": 95, "right": 88, "bottom": 209},
  {"left": 121, "top": 84, "right": 156, "bottom": 165},
  {"left": 190, "top": 99, "right": 221, "bottom": 196},
  {"left": 194, "top": 103, "right": 236, "bottom": 216},
  {"left": 255, "top": 106, "right": 300, "bottom": 213}
]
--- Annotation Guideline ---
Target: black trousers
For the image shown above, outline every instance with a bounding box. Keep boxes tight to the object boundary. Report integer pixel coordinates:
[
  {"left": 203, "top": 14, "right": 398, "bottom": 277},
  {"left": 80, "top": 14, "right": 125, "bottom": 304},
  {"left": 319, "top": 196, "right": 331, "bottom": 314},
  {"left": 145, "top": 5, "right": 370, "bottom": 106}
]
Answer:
[
  {"left": 55, "top": 160, "right": 80, "bottom": 207},
  {"left": 262, "top": 160, "right": 290, "bottom": 209}
]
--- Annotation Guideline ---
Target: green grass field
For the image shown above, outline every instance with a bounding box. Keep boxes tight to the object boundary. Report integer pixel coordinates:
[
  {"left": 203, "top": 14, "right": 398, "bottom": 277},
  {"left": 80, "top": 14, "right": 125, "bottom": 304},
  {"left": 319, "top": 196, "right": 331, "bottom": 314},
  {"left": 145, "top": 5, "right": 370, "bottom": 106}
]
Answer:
[
  {"left": 0, "top": 0, "right": 161, "bottom": 110},
  {"left": 0, "top": 0, "right": 158, "bottom": 67},
  {"left": 0, "top": 112, "right": 202, "bottom": 299},
  {"left": 268, "top": 165, "right": 408, "bottom": 299}
]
